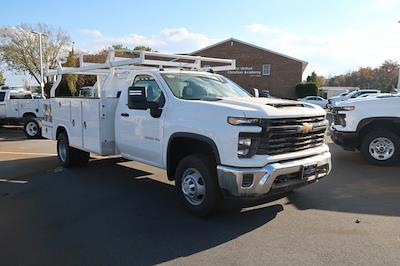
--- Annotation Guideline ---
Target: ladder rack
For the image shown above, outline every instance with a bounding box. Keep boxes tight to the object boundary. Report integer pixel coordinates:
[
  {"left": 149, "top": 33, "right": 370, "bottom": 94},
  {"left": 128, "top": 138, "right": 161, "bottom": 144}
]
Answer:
[
  {"left": 46, "top": 49, "right": 236, "bottom": 76},
  {"left": 46, "top": 49, "right": 236, "bottom": 98}
]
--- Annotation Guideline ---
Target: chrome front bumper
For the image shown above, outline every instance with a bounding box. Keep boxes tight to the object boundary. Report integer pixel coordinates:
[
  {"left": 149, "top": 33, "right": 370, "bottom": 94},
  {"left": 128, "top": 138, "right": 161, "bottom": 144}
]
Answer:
[{"left": 216, "top": 152, "right": 331, "bottom": 197}]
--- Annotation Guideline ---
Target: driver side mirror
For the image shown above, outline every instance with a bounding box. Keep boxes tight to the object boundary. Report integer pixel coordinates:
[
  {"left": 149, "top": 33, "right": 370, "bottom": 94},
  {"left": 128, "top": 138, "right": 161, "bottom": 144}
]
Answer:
[{"left": 128, "top": 86, "right": 158, "bottom": 110}]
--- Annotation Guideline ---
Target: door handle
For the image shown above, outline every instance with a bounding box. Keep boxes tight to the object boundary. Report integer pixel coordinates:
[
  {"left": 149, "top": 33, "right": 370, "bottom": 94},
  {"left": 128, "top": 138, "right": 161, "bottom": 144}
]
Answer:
[{"left": 120, "top": 113, "right": 129, "bottom": 117}]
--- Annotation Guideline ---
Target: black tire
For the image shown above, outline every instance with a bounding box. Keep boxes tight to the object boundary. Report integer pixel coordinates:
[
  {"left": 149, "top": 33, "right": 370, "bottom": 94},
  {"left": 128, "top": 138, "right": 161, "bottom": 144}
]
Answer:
[
  {"left": 175, "top": 154, "right": 221, "bottom": 216},
  {"left": 23, "top": 118, "right": 42, "bottom": 139},
  {"left": 76, "top": 149, "right": 90, "bottom": 167},
  {"left": 360, "top": 129, "right": 400, "bottom": 166},
  {"left": 57, "top": 132, "right": 90, "bottom": 168}
]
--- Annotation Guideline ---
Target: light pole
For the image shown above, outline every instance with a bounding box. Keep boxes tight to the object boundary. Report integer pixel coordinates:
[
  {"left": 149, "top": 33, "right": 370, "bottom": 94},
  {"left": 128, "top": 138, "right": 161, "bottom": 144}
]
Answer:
[
  {"left": 31, "top": 31, "right": 48, "bottom": 98},
  {"left": 398, "top": 68, "right": 400, "bottom": 91},
  {"left": 398, "top": 21, "right": 400, "bottom": 90}
]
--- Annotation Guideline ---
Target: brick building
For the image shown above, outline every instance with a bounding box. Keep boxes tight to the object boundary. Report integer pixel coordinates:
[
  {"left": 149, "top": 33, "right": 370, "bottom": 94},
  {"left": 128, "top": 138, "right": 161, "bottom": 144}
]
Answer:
[{"left": 190, "top": 38, "right": 307, "bottom": 99}]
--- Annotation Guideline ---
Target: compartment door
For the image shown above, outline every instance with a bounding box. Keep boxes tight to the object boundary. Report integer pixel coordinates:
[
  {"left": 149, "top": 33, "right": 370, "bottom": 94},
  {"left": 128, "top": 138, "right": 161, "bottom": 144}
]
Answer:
[
  {"left": 6, "top": 100, "right": 19, "bottom": 118},
  {"left": 82, "top": 100, "right": 101, "bottom": 153},
  {"left": 69, "top": 100, "right": 83, "bottom": 147},
  {"left": 0, "top": 92, "right": 5, "bottom": 118},
  {"left": 52, "top": 99, "right": 71, "bottom": 123},
  {"left": 18, "top": 99, "right": 37, "bottom": 116},
  {"left": 0, "top": 103, "right": 5, "bottom": 118}
]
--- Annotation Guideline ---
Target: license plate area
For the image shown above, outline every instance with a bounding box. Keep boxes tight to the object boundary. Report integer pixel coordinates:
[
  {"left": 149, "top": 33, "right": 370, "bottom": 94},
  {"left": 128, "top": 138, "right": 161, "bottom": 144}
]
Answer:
[{"left": 300, "top": 163, "right": 318, "bottom": 180}]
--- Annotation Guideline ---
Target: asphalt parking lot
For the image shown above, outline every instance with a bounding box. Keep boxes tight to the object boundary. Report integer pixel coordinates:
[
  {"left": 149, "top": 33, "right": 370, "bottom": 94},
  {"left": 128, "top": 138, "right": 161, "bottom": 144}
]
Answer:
[{"left": 1, "top": 126, "right": 400, "bottom": 266}]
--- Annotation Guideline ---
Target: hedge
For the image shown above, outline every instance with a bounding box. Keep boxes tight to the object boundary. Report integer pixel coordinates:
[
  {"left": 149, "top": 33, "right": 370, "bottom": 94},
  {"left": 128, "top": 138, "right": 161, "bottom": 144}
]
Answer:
[{"left": 295, "top": 82, "right": 319, "bottom": 98}]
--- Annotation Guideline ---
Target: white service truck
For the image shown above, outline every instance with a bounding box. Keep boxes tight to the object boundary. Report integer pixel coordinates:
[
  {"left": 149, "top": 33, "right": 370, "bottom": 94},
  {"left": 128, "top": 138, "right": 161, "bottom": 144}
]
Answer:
[
  {"left": 42, "top": 50, "right": 331, "bottom": 216},
  {"left": 331, "top": 94, "right": 400, "bottom": 165},
  {"left": 0, "top": 90, "right": 44, "bottom": 138}
]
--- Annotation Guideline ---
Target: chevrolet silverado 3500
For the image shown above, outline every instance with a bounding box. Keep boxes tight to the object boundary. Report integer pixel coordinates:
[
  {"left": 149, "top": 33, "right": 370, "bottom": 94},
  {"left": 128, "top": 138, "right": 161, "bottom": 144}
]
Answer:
[
  {"left": 331, "top": 93, "right": 400, "bottom": 166},
  {"left": 0, "top": 89, "right": 44, "bottom": 138},
  {"left": 42, "top": 50, "right": 331, "bottom": 216}
]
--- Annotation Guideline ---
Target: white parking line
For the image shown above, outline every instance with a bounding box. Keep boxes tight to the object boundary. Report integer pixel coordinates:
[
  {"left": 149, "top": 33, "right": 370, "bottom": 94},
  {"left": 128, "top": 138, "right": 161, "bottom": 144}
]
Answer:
[
  {"left": 0, "top": 151, "right": 57, "bottom": 156},
  {"left": 0, "top": 178, "right": 28, "bottom": 184}
]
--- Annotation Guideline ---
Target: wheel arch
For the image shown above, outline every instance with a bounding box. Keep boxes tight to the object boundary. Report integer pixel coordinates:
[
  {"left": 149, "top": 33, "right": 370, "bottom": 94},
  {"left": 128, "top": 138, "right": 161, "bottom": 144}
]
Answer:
[
  {"left": 56, "top": 125, "right": 69, "bottom": 140},
  {"left": 166, "top": 132, "right": 221, "bottom": 181},
  {"left": 358, "top": 117, "right": 400, "bottom": 137},
  {"left": 22, "top": 112, "right": 37, "bottom": 118}
]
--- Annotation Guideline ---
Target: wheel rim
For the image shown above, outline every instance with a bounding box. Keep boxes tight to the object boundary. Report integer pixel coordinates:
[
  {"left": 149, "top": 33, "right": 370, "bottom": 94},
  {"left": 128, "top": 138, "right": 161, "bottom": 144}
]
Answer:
[
  {"left": 26, "top": 122, "right": 38, "bottom": 136},
  {"left": 369, "top": 137, "right": 395, "bottom": 161},
  {"left": 181, "top": 168, "right": 205, "bottom": 206},
  {"left": 58, "top": 139, "right": 67, "bottom": 162}
]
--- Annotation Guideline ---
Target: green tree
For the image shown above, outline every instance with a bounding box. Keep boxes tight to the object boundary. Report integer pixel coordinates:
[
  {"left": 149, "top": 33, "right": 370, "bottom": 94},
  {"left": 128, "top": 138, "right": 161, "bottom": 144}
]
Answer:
[
  {"left": 133, "top": 45, "right": 153, "bottom": 51},
  {"left": 306, "top": 71, "right": 325, "bottom": 87},
  {"left": 0, "top": 70, "right": 5, "bottom": 86},
  {"left": 295, "top": 82, "right": 319, "bottom": 98},
  {"left": 65, "top": 48, "right": 78, "bottom": 96},
  {"left": 112, "top": 44, "right": 128, "bottom": 50},
  {"left": 56, "top": 47, "right": 78, "bottom": 97}
]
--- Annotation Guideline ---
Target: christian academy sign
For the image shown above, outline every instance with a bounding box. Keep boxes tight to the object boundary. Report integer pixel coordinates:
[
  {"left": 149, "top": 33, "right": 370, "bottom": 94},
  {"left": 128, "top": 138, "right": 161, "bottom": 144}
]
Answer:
[{"left": 227, "top": 66, "right": 261, "bottom": 77}]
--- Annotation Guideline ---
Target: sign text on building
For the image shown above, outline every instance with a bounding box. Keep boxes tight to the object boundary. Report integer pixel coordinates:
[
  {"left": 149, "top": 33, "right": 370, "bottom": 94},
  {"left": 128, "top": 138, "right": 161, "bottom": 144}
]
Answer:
[{"left": 227, "top": 66, "right": 261, "bottom": 77}]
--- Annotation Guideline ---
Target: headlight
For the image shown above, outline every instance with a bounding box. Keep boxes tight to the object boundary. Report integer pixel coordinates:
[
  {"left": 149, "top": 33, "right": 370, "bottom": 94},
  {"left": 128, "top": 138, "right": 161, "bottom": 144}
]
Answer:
[
  {"left": 227, "top": 117, "right": 259, "bottom": 126},
  {"left": 334, "top": 106, "right": 355, "bottom": 111},
  {"left": 333, "top": 113, "right": 346, "bottom": 126},
  {"left": 238, "top": 137, "right": 253, "bottom": 157}
]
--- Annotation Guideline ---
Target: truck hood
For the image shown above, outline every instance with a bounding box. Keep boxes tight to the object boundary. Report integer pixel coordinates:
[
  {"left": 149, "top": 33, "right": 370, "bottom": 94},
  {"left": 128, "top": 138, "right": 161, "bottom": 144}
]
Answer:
[
  {"left": 328, "top": 95, "right": 345, "bottom": 101},
  {"left": 336, "top": 94, "right": 400, "bottom": 106},
  {"left": 206, "top": 97, "right": 326, "bottom": 118}
]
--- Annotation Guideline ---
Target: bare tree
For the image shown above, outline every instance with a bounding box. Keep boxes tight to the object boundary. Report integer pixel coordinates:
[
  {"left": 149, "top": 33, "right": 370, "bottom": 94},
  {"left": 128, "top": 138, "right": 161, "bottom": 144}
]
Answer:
[
  {"left": 0, "top": 23, "right": 71, "bottom": 86},
  {"left": 327, "top": 60, "right": 399, "bottom": 92},
  {"left": 0, "top": 69, "right": 5, "bottom": 85}
]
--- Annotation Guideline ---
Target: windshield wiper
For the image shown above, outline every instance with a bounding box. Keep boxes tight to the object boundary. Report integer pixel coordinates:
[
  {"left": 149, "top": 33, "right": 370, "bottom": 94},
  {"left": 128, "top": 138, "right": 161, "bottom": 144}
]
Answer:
[
  {"left": 181, "top": 97, "right": 222, "bottom": 101},
  {"left": 200, "top": 97, "right": 222, "bottom": 101}
]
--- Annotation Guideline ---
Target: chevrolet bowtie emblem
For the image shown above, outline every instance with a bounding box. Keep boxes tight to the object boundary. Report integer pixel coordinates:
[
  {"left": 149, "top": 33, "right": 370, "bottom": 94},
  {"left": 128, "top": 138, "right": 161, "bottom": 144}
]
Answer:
[{"left": 298, "top": 122, "right": 313, "bottom": 134}]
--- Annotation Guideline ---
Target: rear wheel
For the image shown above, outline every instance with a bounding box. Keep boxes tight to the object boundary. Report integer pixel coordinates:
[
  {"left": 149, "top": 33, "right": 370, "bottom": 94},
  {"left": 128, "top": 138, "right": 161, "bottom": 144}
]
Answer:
[
  {"left": 175, "top": 154, "right": 221, "bottom": 216},
  {"left": 57, "top": 132, "right": 90, "bottom": 168},
  {"left": 24, "top": 118, "right": 41, "bottom": 139},
  {"left": 360, "top": 129, "right": 400, "bottom": 166}
]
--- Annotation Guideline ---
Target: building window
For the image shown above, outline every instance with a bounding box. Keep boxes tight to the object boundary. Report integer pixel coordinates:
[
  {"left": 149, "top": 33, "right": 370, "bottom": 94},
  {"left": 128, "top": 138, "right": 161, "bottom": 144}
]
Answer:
[{"left": 262, "top": 64, "right": 271, "bottom": 76}]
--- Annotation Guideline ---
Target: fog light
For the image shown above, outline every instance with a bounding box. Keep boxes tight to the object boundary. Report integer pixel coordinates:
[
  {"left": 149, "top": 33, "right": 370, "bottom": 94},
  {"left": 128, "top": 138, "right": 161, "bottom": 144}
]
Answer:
[{"left": 242, "top": 173, "right": 254, "bottom": 187}]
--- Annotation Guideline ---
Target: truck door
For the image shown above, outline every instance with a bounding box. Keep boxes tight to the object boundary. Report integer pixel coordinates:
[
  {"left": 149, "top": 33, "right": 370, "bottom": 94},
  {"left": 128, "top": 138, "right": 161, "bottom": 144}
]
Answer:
[
  {"left": 6, "top": 96, "right": 19, "bottom": 118},
  {"left": 0, "top": 91, "right": 6, "bottom": 118},
  {"left": 116, "top": 74, "right": 166, "bottom": 167}
]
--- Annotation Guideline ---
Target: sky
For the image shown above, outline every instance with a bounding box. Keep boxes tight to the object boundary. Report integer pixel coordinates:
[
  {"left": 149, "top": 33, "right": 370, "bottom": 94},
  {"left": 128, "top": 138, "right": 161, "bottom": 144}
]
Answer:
[{"left": 1, "top": 0, "right": 400, "bottom": 86}]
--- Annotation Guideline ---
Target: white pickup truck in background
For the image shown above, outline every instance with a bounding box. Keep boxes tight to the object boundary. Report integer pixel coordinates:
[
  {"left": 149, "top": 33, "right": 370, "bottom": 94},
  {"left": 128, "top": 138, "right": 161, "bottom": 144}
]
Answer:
[
  {"left": 331, "top": 93, "right": 400, "bottom": 165},
  {"left": 42, "top": 50, "right": 331, "bottom": 216},
  {"left": 78, "top": 86, "right": 97, "bottom": 98},
  {"left": 0, "top": 90, "right": 44, "bottom": 138},
  {"left": 327, "top": 89, "right": 381, "bottom": 108}
]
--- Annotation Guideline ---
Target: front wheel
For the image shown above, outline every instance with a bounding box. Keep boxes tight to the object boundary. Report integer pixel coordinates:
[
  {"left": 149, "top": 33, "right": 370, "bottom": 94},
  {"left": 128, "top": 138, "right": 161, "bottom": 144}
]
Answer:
[
  {"left": 24, "top": 118, "right": 41, "bottom": 139},
  {"left": 175, "top": 154, "right": 221, "bottom": 216},
  {"left": 360, "top": 129, "right": 400, "bottom": 166}
]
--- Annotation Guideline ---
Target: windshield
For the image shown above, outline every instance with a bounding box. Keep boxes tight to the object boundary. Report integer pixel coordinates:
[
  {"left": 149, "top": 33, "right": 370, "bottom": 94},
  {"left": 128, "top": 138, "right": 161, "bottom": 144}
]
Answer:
[
  {"left": 161, "top": 73, "right": 250, "bottom": 100},
  {"left": 80, "top": 89, "right": 91, "bottom": 97},
  {"left": 10, "top": 92, "right": 32, "bottom": 99}
]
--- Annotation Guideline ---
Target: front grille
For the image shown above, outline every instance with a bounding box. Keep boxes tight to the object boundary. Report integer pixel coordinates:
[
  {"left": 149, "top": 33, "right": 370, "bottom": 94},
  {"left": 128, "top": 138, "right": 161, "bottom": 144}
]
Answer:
[{"left": 255, "top": 116, "right": 328, "bottom": 155}]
